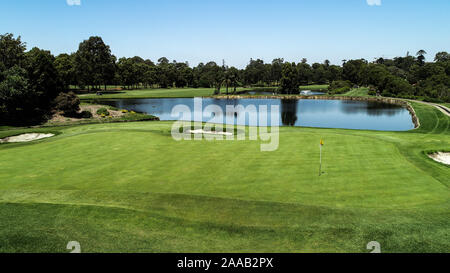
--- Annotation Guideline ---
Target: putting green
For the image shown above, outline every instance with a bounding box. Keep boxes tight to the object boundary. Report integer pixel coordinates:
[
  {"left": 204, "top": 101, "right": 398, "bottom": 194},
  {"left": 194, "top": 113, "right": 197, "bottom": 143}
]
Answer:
[{"left": 0, "top": 102, "right": 448, "bottom": 253}]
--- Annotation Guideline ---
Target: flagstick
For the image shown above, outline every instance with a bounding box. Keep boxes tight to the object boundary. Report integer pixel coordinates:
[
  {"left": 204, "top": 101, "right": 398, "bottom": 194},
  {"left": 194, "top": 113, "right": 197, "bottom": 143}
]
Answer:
[{"left": 319, "top": 143, "right": 322, "bottom": 176}]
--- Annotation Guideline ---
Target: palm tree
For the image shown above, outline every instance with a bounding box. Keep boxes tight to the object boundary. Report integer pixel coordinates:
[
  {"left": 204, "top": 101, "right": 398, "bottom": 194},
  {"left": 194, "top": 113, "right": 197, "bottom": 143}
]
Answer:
[
  {"left": 416, "top": 50, "right": 427, "bottom": 66},
  {"left": 226, "top": 67, "right": 240, "bottom": 94},
  {"left": 222, "top": 78, "right": 231, "bottom": 95},
  {"left": 416, "top": 49, "right": 427, "bottom": 56},
  {"left": 222, "top": 67, "right": 232, "bottom": 95}
]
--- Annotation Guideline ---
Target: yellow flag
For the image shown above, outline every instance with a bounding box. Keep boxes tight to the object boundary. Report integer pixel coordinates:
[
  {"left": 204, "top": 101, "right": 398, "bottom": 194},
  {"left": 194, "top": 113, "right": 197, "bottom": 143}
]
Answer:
[{"left": 320, "top": 139, "right": 324, "bottom": 146}]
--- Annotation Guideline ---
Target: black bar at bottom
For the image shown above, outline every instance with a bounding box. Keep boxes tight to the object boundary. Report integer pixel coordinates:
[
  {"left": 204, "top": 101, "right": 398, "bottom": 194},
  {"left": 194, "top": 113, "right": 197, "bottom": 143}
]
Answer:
[{"left": 0, "top": 253, "right": 446, "bottom": 272}]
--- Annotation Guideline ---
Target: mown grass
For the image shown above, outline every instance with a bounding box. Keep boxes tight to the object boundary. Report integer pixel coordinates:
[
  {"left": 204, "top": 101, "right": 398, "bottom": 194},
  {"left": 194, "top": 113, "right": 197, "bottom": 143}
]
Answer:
[
  {"left": 79, "top": 86, "right": 332, "bottom": 100},
  {"left": 0, "top": 102, "right": 448, "bottom": 253},
  {"left": 79, "top": 88, "right": 251, "bottom": 100},
  {"left": 336, "top": 87, "right": 371, "bottom": 97},
  {"left": 299, "top": 85, "right": 329, "bottom": 91}
]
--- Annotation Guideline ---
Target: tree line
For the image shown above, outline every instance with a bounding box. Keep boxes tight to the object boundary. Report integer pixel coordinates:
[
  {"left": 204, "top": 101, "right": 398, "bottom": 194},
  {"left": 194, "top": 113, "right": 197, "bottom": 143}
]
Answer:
[
  {"left": 55, "top": 38, "right": 342, "bottom": 94},
  {"left": 1, "top": 33, "right": 449, "bottom": 125},
  {"left": 329, "top": 51, "right": 450, "bottom": 102},
  {"left": 52, "top": 35, "right": 450, "bottom": 102}
]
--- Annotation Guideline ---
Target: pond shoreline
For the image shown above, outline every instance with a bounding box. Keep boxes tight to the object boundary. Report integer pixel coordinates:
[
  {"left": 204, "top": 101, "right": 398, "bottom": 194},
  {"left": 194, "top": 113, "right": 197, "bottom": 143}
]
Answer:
[{"left": 210, "top": 95, "right": 421, "bottom": 129}]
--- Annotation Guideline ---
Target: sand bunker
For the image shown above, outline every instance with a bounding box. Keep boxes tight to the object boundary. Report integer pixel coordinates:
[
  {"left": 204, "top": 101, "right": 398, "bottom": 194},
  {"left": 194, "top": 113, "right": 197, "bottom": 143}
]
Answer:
[
  {"left": 188, "top": 129, "right": 233, "bottom": 136},
  {"left": 0, "top": 133, "right": 55, "bottom": 143},
  {"left": 428, "top": 152, "right": 450, "bottom": 165}
]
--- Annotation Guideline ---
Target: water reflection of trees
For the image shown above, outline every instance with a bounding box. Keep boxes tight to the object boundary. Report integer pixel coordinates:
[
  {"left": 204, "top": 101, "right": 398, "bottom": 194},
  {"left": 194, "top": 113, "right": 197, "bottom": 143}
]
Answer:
[
  {"left": 281, "top": 99, "right": 298, "bottom": 126},
  {"left": 340, "top": 101, "right": 403, "bottom": 116}
]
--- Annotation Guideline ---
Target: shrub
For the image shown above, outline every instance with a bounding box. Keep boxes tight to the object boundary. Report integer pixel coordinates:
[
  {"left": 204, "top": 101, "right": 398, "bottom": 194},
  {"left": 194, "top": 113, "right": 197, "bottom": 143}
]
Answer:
[
  {"left": 328, "top": 80, "right": 352, "bottom": 95},
  {"left": 96, "top": 107, "right": 110, "bottom": 116},
  {"left": 368, "top": 89, "right": 377, "bottom": 96},
  {"left": 368, "top": 85, "right": 378, "bottom": 96},
  {"left": 53, "top": 92, "right": 80, "bottom": 117},
  {"left": 423, "top": 97, "right": 444, "bottom": 103},
  {"left": 79, "top": 110, "right": 92, "bottom": 119},
  {"left": 329, "top": 80, "right": 352, "bottom": 90}
]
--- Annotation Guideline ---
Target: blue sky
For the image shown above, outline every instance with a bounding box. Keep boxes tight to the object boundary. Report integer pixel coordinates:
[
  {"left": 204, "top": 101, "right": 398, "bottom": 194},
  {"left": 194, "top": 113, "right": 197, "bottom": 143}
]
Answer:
[{"left": 1, "top": 0, "right": 449, "bottom": 67}]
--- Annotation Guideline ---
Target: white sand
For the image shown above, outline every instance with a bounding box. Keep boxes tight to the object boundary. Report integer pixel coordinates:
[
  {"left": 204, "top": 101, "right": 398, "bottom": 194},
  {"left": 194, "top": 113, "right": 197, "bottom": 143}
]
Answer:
[
  {"left": 428, "top": 152, "right": 450, "bottom": 165},
  {"left": 0, "top": 133, "right": 55, "bottom": 143},
  {"left": 188, "top": 129, "right": 233, "bottom": 136}
]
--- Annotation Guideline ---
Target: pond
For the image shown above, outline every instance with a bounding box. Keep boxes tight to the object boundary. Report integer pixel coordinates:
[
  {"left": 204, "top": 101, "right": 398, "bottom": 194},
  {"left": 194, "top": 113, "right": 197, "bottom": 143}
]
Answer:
[
  {"left": 300, "top": 90, "right": 326, "bottom": 96},
  {"left": 98, "top": 98, "right": 415, "bottom": 131},
  {"left": 243, "top": 90, "right": 325, "bottom": 96}
]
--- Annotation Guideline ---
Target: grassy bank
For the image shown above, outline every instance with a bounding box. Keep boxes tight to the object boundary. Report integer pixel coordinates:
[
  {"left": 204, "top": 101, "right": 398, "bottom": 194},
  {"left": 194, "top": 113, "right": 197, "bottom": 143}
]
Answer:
[
  {"left": 0, "top": 101, "right": 448, "bottom": 253},
  {"left": 79, "top": 87, "right": 251, "bottom": 100},
  {"left": 79, "top": 86, "right": 332, "bottom": 100},
  {"left": 336, "top": 87, "right": 370, "bottom": 97}
]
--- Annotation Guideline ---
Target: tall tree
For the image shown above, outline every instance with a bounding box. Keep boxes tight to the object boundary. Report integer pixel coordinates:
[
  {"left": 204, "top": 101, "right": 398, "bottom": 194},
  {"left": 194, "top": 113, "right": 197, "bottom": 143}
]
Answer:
[
  {"left": 296, "top": 62, "right": 312, "bottom": 85},
  {"left": 74, "top": 36, "right": 116, "bottom": 91},
  {"left": 434, "top": 52, "right": 450, "bottom": 63},
  {"left": 343, "top": 59, "right": 367, "bottom": 84},
  {"left": 54, "top": 53, "right": 75, "bottom": 90},
  {"left": 270, "top": 58, "right": 284, "bottom": 85},
  {"left": 228, "top": 67, "right": 240, "bottom": 94},
  {"left": 142, "top": 61, "right": 157, "bottom": 88},
  {"left": 0, "top": 66, "right": 30, "bottom": 123},
  {"left": 416, "top": 50, "right": 427, "bottom": 66},
  {"left": 244, "top": 59, "right": 267, "bottom": 86},
  {"left": 280, "top": 62, "right": 299, "bottom": 94},
  {"left": 156, "top": 57, "right": 175, "bottom": 88},
  {"left": 0, "top": 34, "right": 64, "bottom": 124},
  {"left": 24, "top": 47, "right": 61, "bottom": 108},
  {"left": 0, "top": 33, "right": 26, "bottom": 71}
]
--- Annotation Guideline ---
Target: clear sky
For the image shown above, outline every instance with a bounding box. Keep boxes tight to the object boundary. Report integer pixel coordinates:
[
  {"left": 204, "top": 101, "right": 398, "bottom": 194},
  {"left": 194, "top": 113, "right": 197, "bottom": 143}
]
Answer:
[{"left": 1, "top": 0, "right": 449, "bottom": 68}]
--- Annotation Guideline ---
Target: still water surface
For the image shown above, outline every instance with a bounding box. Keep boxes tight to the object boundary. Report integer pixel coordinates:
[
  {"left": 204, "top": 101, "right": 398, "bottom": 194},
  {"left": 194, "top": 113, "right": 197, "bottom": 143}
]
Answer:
[{"left": 99, "top": 98, "right": 415, "bottom": 131}]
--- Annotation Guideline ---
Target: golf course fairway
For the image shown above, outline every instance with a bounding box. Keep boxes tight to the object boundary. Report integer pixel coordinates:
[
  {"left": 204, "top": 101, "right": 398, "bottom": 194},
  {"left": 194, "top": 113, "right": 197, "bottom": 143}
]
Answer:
[{"left": 0, "top": 102, "right": 448, "bottom": 253}]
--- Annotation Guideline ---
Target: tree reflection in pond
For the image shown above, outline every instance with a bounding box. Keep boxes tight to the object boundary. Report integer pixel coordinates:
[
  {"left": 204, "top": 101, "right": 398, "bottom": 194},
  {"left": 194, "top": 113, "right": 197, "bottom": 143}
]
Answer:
[{"left": 281, "top": 99, "right": 298, "bottom": 126}]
